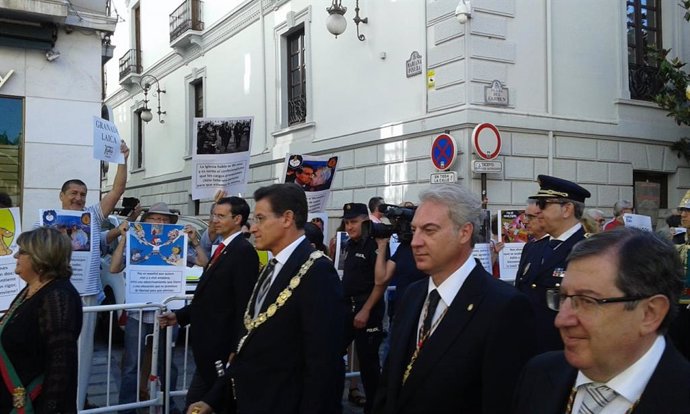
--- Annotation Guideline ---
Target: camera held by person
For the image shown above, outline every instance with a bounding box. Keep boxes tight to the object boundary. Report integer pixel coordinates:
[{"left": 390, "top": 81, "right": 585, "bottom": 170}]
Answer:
[{"left": 361, "top": 203, "right": 416, "bottom": 242}]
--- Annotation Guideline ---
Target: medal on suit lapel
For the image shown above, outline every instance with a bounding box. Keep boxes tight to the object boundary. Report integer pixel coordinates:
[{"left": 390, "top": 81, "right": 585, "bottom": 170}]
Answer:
[
  {"left": 552, "top": 267, "right": 565, "bottom": 278},
  {"left": 237, "top": 251, "right": 324, "bottom": 354}
]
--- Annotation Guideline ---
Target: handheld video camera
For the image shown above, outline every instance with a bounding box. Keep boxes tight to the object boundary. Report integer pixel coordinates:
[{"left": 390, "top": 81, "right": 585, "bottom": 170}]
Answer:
[
  {"left": 361, "top": 204, "right": 416, "bottom": 243},
  {"left": 120, "top": 197, "right": 140, "bottom": 217}
]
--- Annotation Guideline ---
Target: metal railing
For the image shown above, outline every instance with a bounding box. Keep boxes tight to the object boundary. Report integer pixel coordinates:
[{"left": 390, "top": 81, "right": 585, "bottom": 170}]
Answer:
[
  {"left": 169, "top": 0, "right": 204, "bottom": 42},
  {"left": 629, "top": 63, "right": 663, "bottom": 101},
  {"left": 119, "top": 49, "right": 142, "bottom": 80},
  {"left": 79, "top": 297, "right": 195, "bottom": 414}
]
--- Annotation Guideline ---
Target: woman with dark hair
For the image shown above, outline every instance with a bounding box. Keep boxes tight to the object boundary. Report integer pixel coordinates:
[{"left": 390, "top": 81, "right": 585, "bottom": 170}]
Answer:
[{"left": 0, "top": 227, "right": 82, "bottom": 413}]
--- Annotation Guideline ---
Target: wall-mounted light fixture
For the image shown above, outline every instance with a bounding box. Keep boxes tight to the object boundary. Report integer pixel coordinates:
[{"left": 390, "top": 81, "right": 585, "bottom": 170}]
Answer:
[
  {"left": 137, "top": 74, "right": 166, "bottom": 123},
  {"left": 455, "top": 0, "right": 472, "bottom": 24},
  {"left": 326, "top": 0, "right": 368, "bottom": 41}
]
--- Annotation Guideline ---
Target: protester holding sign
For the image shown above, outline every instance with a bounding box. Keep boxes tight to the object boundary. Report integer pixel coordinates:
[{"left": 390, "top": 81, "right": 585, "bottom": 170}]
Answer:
[{"left": 52, "top": 139, "right": 129, "bottom": 410}]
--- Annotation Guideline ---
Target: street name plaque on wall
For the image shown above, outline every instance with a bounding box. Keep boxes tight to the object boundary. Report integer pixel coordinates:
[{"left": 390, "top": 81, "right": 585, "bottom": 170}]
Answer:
[
  {"left": 406, "top": 51, "right": 423, "bottom": 78},
  {"left": 484, "top": 80, "right": 509, "bottom": 106}
]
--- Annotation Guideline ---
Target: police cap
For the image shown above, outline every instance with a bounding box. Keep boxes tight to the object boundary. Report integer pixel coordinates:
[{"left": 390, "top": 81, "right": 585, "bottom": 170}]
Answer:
[{"left": 529, "top": 175, "right": 591, "bottom": 203}]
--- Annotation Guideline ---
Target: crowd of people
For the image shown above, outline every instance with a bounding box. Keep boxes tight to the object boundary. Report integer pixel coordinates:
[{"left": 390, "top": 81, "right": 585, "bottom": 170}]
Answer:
[{"left": 1, "top": 139, "right": 690, "bottom": 414}]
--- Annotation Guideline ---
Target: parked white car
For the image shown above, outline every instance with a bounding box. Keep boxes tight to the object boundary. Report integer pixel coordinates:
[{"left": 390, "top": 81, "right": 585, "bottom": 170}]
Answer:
[{"left": 97, "top": 214, "right": 208, "bottom": 341}]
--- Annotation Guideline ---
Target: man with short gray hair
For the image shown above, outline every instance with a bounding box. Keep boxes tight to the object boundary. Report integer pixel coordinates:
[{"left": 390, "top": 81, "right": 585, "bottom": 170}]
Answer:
[
  {"left": 603, "top": 199, "right": 633, "bottom": 231},
  {"left": 374, "top": 184, "right": 536, "bottom": 414}
]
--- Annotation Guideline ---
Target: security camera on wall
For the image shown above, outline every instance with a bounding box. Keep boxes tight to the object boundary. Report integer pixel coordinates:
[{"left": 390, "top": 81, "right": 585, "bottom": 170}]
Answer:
[{"left": 45, "top": 48, "right": 61, "bottom": 62}]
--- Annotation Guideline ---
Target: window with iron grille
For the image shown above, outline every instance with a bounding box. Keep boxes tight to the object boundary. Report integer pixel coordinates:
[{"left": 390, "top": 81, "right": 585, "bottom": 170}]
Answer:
[
  {"left": 626, "top": 0, "right": 663, "bottom": 100},
  {"left": 287, "top": 28, "right": 306, "bottom": 126}
]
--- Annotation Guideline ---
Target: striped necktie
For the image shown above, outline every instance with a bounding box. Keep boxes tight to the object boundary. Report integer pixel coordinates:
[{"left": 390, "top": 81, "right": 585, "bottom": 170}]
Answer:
[
  {"left": 254, "top": 259, "right": 278, "bottom": 316},
  {"left": 577, "top": 383, "right": 617, "bottom": 414}
]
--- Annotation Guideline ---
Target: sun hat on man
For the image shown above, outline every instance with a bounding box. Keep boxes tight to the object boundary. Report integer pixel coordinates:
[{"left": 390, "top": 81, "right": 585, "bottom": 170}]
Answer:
[{"left": 141, "top": 202, "right": 179, "bottom": 224}]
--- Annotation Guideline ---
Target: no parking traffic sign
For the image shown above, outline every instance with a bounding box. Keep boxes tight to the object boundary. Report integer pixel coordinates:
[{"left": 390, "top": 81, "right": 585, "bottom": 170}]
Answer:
[{"left": 430, "top": 133, "right": 457, "bottom": 171}]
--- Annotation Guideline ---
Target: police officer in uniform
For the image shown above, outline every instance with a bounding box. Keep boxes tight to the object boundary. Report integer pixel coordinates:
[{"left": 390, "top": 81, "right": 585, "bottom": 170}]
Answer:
[
  {"left": 515, "top": 175, "right": 591, "bottom": 353},
  {"left": 340, "top": 202, "right": 386, "bottom": 414}
]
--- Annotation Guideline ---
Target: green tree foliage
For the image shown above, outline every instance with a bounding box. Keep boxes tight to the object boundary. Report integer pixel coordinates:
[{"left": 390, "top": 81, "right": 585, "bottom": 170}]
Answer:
[{"left": 653, "top": 1, "right": 690, "bottom": 161}]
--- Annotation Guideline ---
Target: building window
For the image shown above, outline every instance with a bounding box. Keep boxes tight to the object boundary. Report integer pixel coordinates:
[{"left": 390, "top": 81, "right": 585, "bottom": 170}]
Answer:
[
  {"left": 626, "top": 0, "right": 663, "bottom": 100},
  {"left": 0, "top": 96, "right": 23, "bottom": 207},
  {"left": 193, "top": 79, "right": 203, "bottom": 118},
  {"left": 133, "top": 110, "right": 144, "bottom": 170},
  {"left": 287, "top": 27, "right": 306, "bottom": 126},
  {"left": 185, "top": 74, "right": 205, "bottom": 156}
]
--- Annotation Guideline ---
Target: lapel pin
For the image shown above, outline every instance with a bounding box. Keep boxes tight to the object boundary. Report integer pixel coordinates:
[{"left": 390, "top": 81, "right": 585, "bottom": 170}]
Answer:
[{"left": 467, "top": 304, "right": 474, "bottom": 311}]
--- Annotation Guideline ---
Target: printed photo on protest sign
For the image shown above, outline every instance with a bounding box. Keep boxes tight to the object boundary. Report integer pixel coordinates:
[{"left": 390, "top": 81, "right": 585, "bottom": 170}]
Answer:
[
  {"left": 192, "top": 117, "right": 253, "bottom": 200},
  {"left": 93, "top": 116, "right": 124, "bottom": 164},
  {"left": 125, "top": 222, "right": 187, "bottom": 304},
  {"left": 497, "top": 210, "right": 527, "bottom": 280},
  {"left": 283, "top": 154, "right": 338, "bottom": 213},
  {"left": 40, "top": 209, "right": 94, "bottom": 294},
  {"left": 0, "top": 208, "right": 23, "bottom": 311}
]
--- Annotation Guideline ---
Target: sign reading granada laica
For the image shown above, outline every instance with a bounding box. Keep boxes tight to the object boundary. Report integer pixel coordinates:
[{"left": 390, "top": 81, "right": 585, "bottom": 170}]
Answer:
[
  {"left": 406, "top": 51, "right": 423, "bottom": 78},
  {"left": 484, "top": 80, "right": 509, "bottom": 106}
]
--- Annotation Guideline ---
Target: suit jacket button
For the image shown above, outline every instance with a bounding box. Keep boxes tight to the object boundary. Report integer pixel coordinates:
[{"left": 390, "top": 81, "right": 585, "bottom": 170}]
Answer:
[{"left": 531, "top": 284, "right": 537, "bottom": 288}]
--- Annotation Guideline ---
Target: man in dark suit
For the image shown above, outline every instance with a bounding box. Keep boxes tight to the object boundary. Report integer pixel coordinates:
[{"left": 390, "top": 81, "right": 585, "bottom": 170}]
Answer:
[
  {"left": 158, "top": 196, "right": 259, "bottom": 413},
  {"left": 229, "top": 183, "right": 344, "bottom": 414},
  {"left": 374, "top": 184, "right": 537, "bottom": 414},
  {"left": 513, "top": 228, "right": 690, "bottom": 413},
  {"left": 515, "top": 175, "right": 591, "bottom": 353}
]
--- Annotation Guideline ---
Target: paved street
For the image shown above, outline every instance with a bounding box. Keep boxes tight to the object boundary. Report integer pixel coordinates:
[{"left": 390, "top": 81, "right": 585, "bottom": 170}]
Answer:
[{"left": 87, "top": 336, "right": 364, "bottom": 413}]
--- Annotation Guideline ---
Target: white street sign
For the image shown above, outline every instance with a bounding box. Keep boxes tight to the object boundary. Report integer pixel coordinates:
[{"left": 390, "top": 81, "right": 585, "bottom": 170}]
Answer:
[
  {"left": 430, "top": 171, "right": 457, "bottom": 184},
  {"left": 472, "top": 160, "right": 503, "bottom": 173}
]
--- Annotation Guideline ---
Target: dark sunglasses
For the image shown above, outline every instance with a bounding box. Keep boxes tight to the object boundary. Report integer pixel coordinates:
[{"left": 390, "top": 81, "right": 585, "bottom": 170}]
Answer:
[{"left": 536, "top": 199, "right": 569, "bottom": 210}]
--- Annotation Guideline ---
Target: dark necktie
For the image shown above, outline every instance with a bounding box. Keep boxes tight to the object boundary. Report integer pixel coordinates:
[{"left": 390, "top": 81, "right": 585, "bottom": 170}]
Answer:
[
  {"left": 542, "top": 238, "right": 562, "bottom": 264},
  {"left": 209, "top": 242, "right": 226, "bottom": 265},
  {"left": 254, "top": 258, "right": 278, "bottom": 316},
  {"left": 420, "top": 289, "right": 441, "bottom": 344}
]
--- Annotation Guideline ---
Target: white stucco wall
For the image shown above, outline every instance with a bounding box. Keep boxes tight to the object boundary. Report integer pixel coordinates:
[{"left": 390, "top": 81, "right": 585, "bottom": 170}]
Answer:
[
  {"left": 103, "top": 0, "right": 690, "bottom": 226},
  {"left": 1, "top": 30, "right": 105, "bottom": 226}
]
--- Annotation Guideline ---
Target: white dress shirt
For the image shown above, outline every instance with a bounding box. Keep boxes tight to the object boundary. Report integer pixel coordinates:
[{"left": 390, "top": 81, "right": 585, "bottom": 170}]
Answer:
[{"left": 571, "top": 335, "right": 665, "bottom": 413}]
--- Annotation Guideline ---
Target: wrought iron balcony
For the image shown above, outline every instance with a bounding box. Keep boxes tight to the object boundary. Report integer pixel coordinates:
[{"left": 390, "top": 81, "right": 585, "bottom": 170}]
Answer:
[
  {"left": 119, "top": 49, "right": 142, "bottom": 80},
  {"left": 288, "top": 96, "right": 307, "bottom": 126},
  {"left": 629, "top": 63, "right": 663, "bottom": 101},
  {"left": 170, "top": 0, "right": 204, "bottom": 43}
]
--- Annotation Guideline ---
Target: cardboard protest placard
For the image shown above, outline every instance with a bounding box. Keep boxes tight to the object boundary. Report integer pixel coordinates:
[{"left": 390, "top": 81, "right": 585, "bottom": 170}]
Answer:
[
  {"left": 40, "top": 209, "right": 95, "bottom": 295},
  {"left": 283, "top": 154, "right": 338, "bottom": 213},
  {"left": 93, "top": 116, "right": 125, "bottom": 164},
  {"left": 497, "top": 210, "right": 528, "bottom": 280},
  {"left": 0, "top": 208, "right": 23, "bottom": 311},
  {"left": 125, "top": 222, "right": 187, "bottom": 304},
  {"left": 192, "top": 117, "right": 253, "bottom": 200}
]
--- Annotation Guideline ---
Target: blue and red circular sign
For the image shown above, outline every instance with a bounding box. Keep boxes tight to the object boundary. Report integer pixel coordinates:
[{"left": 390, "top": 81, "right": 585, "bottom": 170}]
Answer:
[{"left": 430, "top": 133, "right": 457, "bottom": 171}]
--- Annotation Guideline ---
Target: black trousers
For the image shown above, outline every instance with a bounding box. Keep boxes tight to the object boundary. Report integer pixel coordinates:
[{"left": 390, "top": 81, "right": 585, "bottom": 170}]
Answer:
[{"left": 341, "top": 298, "right": 384, "bottom": 414}]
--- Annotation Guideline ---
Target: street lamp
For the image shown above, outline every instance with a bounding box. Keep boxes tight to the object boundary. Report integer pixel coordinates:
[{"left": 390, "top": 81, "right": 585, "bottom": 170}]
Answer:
[
  {"left": 455, "top": 0, "right": 472, "bottom": 24},
  {"left": 138, "top": 74, "right": 166, "bottom": 123},
  {"left": 326, "top": 0, "right": 368, "bottom": 41}
]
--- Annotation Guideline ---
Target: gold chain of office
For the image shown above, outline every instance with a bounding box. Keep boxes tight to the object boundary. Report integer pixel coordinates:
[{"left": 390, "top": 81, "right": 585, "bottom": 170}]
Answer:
[{"left": 238, "top": 250, "right": 324, "bottom": 353}]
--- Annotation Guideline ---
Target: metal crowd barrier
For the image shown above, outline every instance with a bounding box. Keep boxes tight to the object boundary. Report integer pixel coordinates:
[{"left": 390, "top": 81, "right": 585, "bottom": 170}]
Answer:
[
  {"left": 79, "top": 298, "right": 194, "bottom": 414},
  {"left": 78, "top": 287, "right": 397, "bottom": 413}
]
